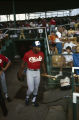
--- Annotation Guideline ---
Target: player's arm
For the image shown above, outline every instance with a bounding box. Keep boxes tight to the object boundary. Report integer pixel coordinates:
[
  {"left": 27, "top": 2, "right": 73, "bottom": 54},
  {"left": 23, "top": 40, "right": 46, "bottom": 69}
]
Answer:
[
  {"left": 41, "top": 60, "right": 47, "bottom": 74},
  {"left": 2, "top": 60, "right": 11, "bottom": 72},
  {"left": 17, "top": 60, "right": 27, "bottom": 79},
  {"left": 18, "top": 60, "right": 26, "bottom": 74}
]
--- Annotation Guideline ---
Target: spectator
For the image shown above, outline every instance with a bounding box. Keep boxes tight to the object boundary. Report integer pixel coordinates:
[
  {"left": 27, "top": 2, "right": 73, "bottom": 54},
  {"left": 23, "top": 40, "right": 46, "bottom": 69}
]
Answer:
[
  {"left": 41, "top": 18, "right": 46, "bottom": 27},
  {"left": 30, "top": 22, "right": 35, "bottom": 28},
  {"left": 74, "top": 27, "right": 79, "bottom": 37},
  {"left": 76, "top": 36, "right": 79, "bottom": 47},
  {"left": 55, "top": 26, "right": 63, "bottom": 54},
  {"left": 73, "top": 46, "right": 79, "bottom": 75},
  {"left": 55, "top": 46, "right": 73, "bottom": 78},
  {"left": 62, "top": 26, "right": 68, "bottom": 37},
  {"left": 70, "top": 19, "right": 75, "bottom": 29},
  {"left": 63, "top": 37, "right": 77, "bottom": 52},
  {"left": 48, "top": 31, "right": 57, "bottom": 54},
  {"left": 67, "top": 27, "right": 75, "bottom": 37},
  {"left": 19, "top": 29, "right": 26, "bottom": 40},
  {"left": 50, "top": 18, "right": 56, "bottom": 34}
]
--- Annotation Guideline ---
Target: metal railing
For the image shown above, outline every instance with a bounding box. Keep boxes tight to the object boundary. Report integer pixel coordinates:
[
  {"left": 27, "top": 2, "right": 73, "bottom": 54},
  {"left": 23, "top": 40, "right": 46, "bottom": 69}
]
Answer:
[{"left": 72, "top": 67, "right": 79, "bottom": 120}]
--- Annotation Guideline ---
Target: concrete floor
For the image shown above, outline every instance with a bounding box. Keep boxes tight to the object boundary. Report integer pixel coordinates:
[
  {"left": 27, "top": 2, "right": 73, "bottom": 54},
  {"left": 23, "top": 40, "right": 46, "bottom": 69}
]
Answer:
[{"left": 0, "top": 60, "right": 72, "bottom": 120}]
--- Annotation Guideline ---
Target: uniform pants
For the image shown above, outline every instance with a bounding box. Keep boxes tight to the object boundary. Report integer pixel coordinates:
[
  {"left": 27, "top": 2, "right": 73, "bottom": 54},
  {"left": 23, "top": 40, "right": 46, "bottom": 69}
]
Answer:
[
  {"left": 26, "top": 69, "right": 40, "bottom": 97},
  {"left": 0, "top": 72, "right": 8, "bottom": 95}
]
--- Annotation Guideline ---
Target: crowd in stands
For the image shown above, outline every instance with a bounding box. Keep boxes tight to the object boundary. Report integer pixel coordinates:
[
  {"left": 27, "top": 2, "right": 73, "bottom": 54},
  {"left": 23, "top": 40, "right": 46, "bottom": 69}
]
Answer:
[
  {"left": 0, "top": 15, "right": 79, "bottom": 29},
  {"left": 48, "top": 20, "right": 79, "bottom": 78}
]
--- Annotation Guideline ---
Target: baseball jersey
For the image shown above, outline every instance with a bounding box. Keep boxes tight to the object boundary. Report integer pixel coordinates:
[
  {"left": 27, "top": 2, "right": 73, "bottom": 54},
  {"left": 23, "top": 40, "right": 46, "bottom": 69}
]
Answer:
[
  {"left": 23, "top": 49, "right": 44, "bottom": 69},
  {"left": 0, "top": 54, "right": 9, "bottom": 69}
]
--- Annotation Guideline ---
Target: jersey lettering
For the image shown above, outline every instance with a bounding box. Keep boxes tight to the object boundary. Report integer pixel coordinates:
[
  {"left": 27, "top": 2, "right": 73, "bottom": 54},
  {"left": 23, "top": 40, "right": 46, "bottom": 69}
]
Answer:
[{"left": 29, "top": 56, "right": 42, "bottom": 63}]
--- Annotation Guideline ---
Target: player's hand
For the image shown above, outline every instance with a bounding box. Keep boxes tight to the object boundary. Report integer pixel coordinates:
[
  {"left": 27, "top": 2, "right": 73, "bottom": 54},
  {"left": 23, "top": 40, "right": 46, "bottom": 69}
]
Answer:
[
  {"left": 2, "top": 67, "right": 6, "bottom": 72},
  {"left": 0, "top": 70, "right": 3, "bottom": 76},
  {"left": 17, "top": 71, "right": 25, "bottom": 82},
  {"left": 41, "top": 72, "right": 47, "bottom": 76}
]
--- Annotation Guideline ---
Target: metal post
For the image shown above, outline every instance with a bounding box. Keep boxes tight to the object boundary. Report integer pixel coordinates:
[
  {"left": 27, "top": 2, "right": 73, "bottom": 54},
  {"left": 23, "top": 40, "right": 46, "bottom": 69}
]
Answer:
[
  {"left": 12, "top": 0, "right": 16, "bottom": 27},
  {"left": 0, "top": 15, "right": 1, "bottom": 21},
  {"left": 73, "top": 92, "right": 79, "bottom": 120},
  {"left": 72, "top": 67, "right": 79, "bottom": 120},
  {"left": 69, "top": 9, "right": 72, "bottom": 16},
  {"left": 9, "top": 15, "right": 10, "bottom": 21},
  {"left": 44, "top": 28, "right": 50, "bottom": 74},
  {"left": 44, "top": 28, "right": 55, "bottom": 88},
  {"left": 72, "top": 67, "right": 79, "bottom": 92},
  {"left": 72, "top": 73, "right": 75, "bottom": 92},
  {"left": 73, "top": 103, "right": 77, "bottom": 120},
  {"left": 25, "top": 13, "right": 27, "bottom": 20},
  {"left": 45, "top": 12, "right": 47, "bottom": 18},
  {"left": 6, "top": 15, "right": 8, "bottom": 21},
  {"left": 28, "top": 13, "right": 29, "bottom": 20}
]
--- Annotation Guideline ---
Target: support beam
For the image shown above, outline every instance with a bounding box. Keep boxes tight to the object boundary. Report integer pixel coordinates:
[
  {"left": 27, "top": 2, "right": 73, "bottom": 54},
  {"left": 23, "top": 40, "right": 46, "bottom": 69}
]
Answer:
[
  {"left": 45, "top": 12, "right": 47, "bottom": 18},
  {"left": 73, "top": 92, "right": 79, "bottom": 120},
  {"left": 28, "top": 13, "right": 30, "bottom": 20},
  {"left": 73, "top": 92, "right": 79, "bottom": 104},
  {"left": 12, "top": 0, "right": 16, "bottom": 27},
  {"left": 72, "top": 67, "right": 79, "bottom": 73}
]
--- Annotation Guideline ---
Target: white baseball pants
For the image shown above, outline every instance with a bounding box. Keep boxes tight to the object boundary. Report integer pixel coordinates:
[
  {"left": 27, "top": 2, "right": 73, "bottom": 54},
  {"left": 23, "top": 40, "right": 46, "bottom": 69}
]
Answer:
[{"left": 26, "top": 69, "right": 40, "bottom": 97}]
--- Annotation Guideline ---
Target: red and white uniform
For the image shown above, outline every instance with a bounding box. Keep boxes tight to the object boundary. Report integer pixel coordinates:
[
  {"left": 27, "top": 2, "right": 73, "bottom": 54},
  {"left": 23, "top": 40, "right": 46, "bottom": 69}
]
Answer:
[
  {"left": 23, "top": 49, "right": 44, "bottom": 69},
  {"left": 0, "top": 54, "right": 10, "bottom": 96},
  {"left": 23, "top": 49, "right": 44, "bottom": 97},
  {"left": 0, "top": 54, "right": 9, "bottom": 68}
]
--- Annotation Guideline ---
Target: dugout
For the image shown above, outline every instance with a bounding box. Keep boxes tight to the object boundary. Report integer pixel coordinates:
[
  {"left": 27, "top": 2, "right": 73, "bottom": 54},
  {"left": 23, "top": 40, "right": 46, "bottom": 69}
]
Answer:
[
  {"left": 14, "top": 39, "right": 45, "bottom": 58},
  {"left": 7, "top": 27, "right": 47, "bottom": 58}
]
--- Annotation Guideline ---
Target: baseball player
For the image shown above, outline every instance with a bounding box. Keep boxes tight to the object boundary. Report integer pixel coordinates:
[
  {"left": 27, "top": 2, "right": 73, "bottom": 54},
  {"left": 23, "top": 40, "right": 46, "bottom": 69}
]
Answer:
[
  {"left": 0, "top": 87, "right": 8, "bottom": 116},
  {"left": 0, "top": 54, "right": 11, "bottom": 102},
  {"left": 18, "top": 41, "right": 47, "bottom": 106}
]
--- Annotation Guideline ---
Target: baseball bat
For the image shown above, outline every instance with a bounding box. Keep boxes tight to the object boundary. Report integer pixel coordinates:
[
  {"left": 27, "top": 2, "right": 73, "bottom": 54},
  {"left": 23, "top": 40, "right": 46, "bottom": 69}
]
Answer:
[{"left": 41, "top": 74, "right": 56, "bottom": 80}]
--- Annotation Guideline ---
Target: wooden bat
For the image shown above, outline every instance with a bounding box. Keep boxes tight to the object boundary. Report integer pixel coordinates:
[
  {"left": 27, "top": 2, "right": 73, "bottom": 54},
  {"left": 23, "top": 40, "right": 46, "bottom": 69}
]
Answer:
[{"left": 41, "top": 74, "right": 56, "bottom": 80}]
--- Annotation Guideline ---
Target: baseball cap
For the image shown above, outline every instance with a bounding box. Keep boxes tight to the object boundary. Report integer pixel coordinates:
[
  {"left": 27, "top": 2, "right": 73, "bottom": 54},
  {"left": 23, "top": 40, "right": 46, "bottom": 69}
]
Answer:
[{"left": 32, "top": 41, "right": 41, "bottom": 47}]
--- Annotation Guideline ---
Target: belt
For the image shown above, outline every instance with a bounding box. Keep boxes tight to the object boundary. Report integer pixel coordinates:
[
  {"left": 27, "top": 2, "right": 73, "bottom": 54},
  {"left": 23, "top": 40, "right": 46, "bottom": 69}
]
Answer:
[{"left": 27, "top": 68, "right": 40, "bottom": 71}]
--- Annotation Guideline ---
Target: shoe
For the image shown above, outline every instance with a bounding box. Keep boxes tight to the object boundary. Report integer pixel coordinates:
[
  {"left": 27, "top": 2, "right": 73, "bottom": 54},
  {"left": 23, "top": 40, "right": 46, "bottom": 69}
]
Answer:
[
  {"left": 25, "top": 98, "right": 29, "bottom": 105},
  {"left": 32, "top": 95, "right": 39, "bottom": 107},
  {"left": 6, "top": 97, "right": 12, "bottom": 102},
  {"left": 32, "top": 101, "right": 39, "bottom": 107},
  {"left": 3, "top": 109, "right": 8, "bottom": 117}
]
